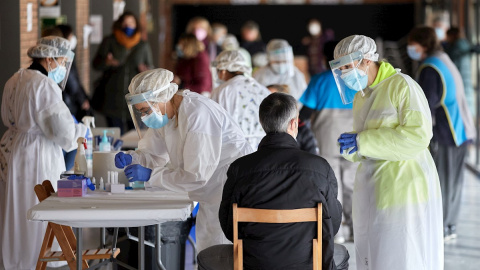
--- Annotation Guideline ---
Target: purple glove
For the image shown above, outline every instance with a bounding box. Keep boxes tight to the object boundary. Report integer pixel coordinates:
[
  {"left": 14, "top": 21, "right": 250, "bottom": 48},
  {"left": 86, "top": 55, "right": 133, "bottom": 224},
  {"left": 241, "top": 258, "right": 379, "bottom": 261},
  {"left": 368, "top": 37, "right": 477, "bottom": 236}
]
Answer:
[{"left": 115, "top": 152, "right": 132, "bottom": 169}]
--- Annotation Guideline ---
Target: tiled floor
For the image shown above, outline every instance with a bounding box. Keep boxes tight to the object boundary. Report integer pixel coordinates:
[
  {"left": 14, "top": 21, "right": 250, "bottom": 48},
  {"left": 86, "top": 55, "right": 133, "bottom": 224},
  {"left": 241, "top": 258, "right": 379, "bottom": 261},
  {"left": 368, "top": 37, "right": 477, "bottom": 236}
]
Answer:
[{"left": 4, "top": 164, "right": 477, "bottom": 270}]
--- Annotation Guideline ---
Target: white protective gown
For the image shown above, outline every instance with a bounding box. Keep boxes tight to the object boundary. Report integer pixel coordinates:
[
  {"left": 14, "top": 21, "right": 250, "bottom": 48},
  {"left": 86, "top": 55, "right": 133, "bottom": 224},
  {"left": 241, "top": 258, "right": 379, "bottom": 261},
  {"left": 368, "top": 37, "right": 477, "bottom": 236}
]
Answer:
[
  {"left": 253, "top": 65, "right": 307, "bottom": 100},
  {"left": 211, "top": 75, "right": 271, "bottom": 150},
  {"left": 129, "top": 91, "right": 252, "bottom": 252},
  {"left": 0, "top": 68, "right": 87, "bottom": 270},
  {"left": 343, "top": 70, "right": 443, "bottom": 270}
]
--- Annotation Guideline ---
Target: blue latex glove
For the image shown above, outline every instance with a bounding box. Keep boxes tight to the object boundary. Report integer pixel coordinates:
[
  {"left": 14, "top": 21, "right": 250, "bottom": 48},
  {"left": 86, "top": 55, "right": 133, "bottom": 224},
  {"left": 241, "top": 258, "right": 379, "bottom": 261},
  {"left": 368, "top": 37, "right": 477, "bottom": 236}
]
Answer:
[
  {"left": 115, "top": 152, "right": 132, "bottom": 169},
  {"left": 67, "top": 175, "right": 95, "bottom": 191},
  {"left": 338, "top": 133, "right": 358, "bottom": 154},
  {"left": 124, "top": 164, "right": 152, "bottom": 182}
]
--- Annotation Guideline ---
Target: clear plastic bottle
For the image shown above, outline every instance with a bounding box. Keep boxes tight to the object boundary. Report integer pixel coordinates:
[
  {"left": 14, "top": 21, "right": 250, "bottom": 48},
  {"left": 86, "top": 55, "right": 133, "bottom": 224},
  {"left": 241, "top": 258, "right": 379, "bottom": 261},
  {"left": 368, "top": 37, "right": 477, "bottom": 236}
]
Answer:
[
  {"left": 73, "top": 137, "right": 87, "bottom": 175},
  {"left": 82, "top": 116, "right": 95, "bottom": 176},
  {"left": 99, "top": 130, "right": 112, "bottom": 152}
]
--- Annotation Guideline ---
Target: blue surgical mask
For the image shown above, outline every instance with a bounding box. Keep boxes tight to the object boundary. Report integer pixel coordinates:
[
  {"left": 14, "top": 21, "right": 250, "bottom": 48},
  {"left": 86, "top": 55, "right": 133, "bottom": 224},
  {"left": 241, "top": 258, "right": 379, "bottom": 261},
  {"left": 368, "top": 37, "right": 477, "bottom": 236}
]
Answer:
[
  {"left": 435, "top": 27, "right": 445, "bottom": 41},
  {"left": 123, "top": 27, "right": 136, "bottom": 37},
  {"left": 141, "top": 111, "right": 168, "bottom": 129},
  {"left": 340, "top": 67, "right": 368, "bottom": 92},
  {"left": 407, "top": 45, "right": 422, "bottom": 61},
  {"left": 48, "top": 59, "right": 67, "bottom": 84}
]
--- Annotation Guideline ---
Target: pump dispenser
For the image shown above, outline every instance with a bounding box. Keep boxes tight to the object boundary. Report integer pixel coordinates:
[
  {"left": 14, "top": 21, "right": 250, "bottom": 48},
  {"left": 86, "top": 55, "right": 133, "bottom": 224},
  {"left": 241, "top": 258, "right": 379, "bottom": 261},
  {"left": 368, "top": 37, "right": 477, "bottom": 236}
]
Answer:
[
  {"left": 99, "top": 130, "right": 112, "bottom": 152},
  {"left": 73, "top": 137, "right": 87, "bottom": 175},
  {"left": 82, "top": 116, "right": 95, "bottom": 176}
]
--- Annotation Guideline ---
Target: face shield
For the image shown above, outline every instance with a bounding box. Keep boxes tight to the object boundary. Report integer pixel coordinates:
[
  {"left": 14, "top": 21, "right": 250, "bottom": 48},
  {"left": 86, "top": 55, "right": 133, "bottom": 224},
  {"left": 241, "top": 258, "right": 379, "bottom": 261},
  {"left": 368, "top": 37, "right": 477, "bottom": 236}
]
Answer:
[
  {"left": 329, "top": 51, "right": 366, "bottom": 104},
  {"left": 268, "top": 46, "right": 294, "bottom": 76},
  {"left": 56, "top": 50, "right": 75, "bottom": 90},
  {"left": 125, "top": 85, "right": 170, "bottom": 139}
]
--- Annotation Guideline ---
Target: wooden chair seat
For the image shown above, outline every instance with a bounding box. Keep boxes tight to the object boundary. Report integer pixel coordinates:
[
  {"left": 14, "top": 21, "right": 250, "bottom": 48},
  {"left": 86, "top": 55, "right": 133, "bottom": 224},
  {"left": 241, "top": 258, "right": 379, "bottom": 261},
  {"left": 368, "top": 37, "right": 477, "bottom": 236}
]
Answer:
[{"left": 34, "top": 180, "right": 120, "bottom": 270}]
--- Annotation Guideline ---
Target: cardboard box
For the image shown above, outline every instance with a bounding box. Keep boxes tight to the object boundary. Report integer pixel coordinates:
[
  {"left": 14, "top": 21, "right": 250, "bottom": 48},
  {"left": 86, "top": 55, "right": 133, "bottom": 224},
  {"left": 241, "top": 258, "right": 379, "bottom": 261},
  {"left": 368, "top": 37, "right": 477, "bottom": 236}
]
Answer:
[{"left": 57, "top": 179, "right": 87, "bottom": 197}]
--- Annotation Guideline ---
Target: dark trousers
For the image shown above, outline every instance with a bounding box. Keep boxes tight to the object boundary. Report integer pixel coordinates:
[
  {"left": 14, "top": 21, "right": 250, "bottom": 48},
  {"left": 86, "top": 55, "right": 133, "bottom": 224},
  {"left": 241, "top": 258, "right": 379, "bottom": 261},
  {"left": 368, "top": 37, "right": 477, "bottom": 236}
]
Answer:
[
  {"left": 430, "top": 142, "right": 468, "bottom": 227},
  {"left": 197, "top": 243, "right": 349, "bottom": 270}
]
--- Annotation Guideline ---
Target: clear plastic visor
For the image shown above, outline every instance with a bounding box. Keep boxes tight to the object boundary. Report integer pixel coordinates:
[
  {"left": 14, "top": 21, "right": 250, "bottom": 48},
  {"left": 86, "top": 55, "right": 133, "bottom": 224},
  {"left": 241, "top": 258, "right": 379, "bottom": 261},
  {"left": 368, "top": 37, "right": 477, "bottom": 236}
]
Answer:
[
  {"left": 329, "top": 51, "right": 364, "bottom": 104},
  {"left": 57, "top": 51, "right": 75, "bottom": 90},
  {"left": 125, "top": 91, "right": 166, "bottom": 139}
]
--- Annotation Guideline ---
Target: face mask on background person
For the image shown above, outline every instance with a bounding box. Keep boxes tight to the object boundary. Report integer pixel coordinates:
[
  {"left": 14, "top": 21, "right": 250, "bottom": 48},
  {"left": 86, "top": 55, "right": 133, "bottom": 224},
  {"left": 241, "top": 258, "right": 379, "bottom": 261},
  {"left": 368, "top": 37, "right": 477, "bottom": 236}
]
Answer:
[
  {"left": 271, "top": 63, "right": 289, "bottom": 74},
  {"left": 308, "top": 23, "right": 321, "bottom": 36},
  {"left": 194, "top": 28, "right": 208, "bottom": 41},
  {"left": 340, "top": 64, "right": 369, "bottom": 91},
  {"left": 407, "top": 45, "right": 422, "bottom": 61},
  {"left": 48, "top": 58, "right": 67, "bottom": 84},
  {"left": 69, "top": 35, "right": 77, "bottom": 50},
  {"left": 123, "top": 27, "right": 136, "bottom": 37},
  {"left": 435, "top": 28, "right": 445, "bottom": 41}
]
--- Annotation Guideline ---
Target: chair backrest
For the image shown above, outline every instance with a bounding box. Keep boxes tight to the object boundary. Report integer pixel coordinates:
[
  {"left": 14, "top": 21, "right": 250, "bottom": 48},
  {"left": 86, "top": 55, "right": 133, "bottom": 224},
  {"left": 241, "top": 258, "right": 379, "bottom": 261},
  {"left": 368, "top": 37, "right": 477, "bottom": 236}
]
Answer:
[
  {"left": 233, "top": 203, "right": 322, "bottom": 270},
  {"left": 35, "top": 180, "right": 55, "bottom": 202}
]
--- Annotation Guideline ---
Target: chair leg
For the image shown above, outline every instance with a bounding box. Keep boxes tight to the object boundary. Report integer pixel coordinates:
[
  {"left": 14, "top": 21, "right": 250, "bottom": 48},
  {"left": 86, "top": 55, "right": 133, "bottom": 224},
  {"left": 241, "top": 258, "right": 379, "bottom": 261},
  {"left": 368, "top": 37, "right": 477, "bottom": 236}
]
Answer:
[
  {"left": 50, "top": 223, "right": 80, "bottom": 269},
  {"left": 36, "top": 223, "right": 55, "bottom": 270}
]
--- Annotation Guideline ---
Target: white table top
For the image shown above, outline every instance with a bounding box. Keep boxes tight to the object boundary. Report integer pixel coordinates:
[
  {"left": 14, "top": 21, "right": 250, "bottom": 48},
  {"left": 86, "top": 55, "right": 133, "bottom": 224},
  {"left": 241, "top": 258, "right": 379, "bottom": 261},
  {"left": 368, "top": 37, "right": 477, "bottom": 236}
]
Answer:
[{"left": 27, "top": 188, "right": 193, "bottom": 228}]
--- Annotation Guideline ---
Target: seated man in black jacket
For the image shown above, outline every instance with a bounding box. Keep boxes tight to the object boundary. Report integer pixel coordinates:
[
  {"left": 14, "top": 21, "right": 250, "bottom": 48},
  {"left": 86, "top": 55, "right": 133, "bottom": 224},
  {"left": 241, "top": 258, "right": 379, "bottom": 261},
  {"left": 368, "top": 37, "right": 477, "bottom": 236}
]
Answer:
[{"left": 197, "top": 93, "right": 349, "bottom": 270}]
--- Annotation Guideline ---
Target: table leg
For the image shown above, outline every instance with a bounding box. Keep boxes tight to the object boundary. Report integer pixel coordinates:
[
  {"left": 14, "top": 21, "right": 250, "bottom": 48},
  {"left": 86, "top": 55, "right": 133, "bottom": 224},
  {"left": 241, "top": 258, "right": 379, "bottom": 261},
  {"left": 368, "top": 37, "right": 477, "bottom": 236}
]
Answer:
[
  {"left": 155, "top": 224, "right": 167, "bottom": 270},
  {"left": 101, "top": 227, "right": 106, "bottom": 248},
  {"left": 138, "top": 226, "right": 145, "bottom": 270},
  {"left": 76, "top": 227, "right": 83, "bottom": 270}
]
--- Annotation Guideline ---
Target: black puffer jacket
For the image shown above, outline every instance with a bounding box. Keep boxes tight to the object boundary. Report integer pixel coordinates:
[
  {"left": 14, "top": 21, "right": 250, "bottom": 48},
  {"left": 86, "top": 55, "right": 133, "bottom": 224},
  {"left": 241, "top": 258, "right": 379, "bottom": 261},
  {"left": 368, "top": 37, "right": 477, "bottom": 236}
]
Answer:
[{"left": 219, "top": 132, "right": 342, "bottom": 270}]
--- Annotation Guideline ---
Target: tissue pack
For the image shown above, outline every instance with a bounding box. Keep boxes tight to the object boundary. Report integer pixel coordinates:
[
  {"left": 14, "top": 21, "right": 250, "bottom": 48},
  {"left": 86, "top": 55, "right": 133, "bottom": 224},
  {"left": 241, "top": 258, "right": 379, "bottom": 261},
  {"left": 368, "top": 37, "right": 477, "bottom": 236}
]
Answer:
[{"left": 57, "top": 179, "right": 87, "bottom": 197}]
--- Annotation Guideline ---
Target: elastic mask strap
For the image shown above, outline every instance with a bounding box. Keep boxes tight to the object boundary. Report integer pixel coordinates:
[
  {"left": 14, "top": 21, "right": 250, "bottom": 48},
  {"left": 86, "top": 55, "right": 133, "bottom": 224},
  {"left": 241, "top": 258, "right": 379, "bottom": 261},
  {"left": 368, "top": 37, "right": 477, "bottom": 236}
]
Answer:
[{"left": 152, "top": 83, "right": 171, "bottom": 96}]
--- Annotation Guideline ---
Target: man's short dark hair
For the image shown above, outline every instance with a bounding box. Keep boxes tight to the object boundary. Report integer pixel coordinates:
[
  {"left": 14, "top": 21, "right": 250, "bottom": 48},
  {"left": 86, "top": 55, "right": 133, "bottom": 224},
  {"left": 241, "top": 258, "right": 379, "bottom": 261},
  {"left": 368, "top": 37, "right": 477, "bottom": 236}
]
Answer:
[{"left": 259, "top": 93, "right": 297, "bottom": 133}]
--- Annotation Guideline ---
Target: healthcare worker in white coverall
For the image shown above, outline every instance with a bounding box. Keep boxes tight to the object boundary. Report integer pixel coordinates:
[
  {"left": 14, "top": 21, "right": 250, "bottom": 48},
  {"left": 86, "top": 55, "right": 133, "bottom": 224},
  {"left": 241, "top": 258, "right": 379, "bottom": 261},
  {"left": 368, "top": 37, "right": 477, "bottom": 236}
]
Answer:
[
  {"left": 333, "top": 35, "right": 443, "bottom": 269},
  {"left": 114, "top": 68, "right": 252, "bottom": 252},
  {"left": 211, "top": 50, "right": 271, "bottom": 150},
  {"left": 253, "top": 39, "right": 307, "bottom": 100},
  {"left": 0, "top": 36, "right": 87, "bottom": 270}
]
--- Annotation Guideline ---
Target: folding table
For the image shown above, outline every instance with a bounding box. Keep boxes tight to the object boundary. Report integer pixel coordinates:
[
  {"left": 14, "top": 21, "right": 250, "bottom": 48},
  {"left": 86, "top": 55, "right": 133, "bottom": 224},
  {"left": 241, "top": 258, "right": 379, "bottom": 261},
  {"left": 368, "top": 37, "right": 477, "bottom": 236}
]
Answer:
[{"left": 27, "top": 188, "right": 193, "bottom": 270}]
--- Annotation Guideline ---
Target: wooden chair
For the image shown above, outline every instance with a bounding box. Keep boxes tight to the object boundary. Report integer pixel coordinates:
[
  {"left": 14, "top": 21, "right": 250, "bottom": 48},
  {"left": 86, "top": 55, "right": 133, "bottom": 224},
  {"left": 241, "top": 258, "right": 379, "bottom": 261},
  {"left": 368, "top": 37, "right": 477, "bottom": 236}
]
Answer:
[
  {"left": 233, "top": 203, "right": 322, "bottom": 270},
  {"left": 34, "top": 180, "right": 120, "bottom": 270}
]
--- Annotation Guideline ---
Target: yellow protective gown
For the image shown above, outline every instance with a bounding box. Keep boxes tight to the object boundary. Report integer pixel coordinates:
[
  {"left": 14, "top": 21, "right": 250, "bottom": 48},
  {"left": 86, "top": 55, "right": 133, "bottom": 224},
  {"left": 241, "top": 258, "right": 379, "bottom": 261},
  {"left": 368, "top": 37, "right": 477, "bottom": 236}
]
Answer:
[{"left": 343, "top": 64, "right": 443, "bottom": 270}]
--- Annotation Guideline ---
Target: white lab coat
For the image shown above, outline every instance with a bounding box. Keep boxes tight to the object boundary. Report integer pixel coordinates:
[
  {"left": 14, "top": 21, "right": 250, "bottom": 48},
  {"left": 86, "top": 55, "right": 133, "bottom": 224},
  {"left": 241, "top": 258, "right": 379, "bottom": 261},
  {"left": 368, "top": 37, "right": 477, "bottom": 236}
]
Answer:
[
  {"left": 129, "top": 91, "right": 252, "bottom": 252},
  {"left": 343, "top": 70, "right": 443, "bottom": 269},
  {"left": 211, "top": 75, "right": 271, "bottom": 150},
  {"left": 253, "top": 65, "right": 307, "bottom": 100},
  {"left": 0, "top": 68, "right": 87, "bottom": 270}
]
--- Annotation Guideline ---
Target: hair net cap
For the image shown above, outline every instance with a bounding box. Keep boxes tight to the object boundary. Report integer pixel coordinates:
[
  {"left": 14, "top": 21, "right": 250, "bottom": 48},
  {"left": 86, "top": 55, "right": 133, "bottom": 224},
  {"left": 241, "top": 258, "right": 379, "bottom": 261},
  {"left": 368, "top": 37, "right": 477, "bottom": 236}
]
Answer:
[
  {"left": 36, "top": 36, "right": 71, "bottom": 57},
  {"left": 128, "top": 68, "right": 178, "bottom": 103},
  {"left": 27, "top": 44, "right": 59, "bottom": 58},
  {"left": 214, "top": 50, "right": 252, "bottom": 75},
  {"left": 266, "top": 39, "right": 291, "bottom": 53},
  {"left": 334, "top": 35, "right": 379, "bottom": 61},
  {"left": 222, "top": 34, "right": 240, "bottom": 51}
]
